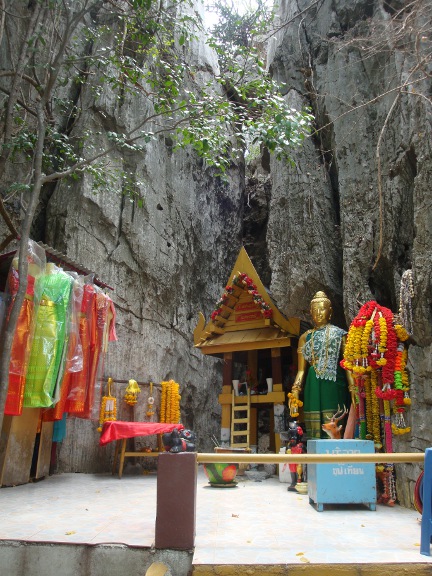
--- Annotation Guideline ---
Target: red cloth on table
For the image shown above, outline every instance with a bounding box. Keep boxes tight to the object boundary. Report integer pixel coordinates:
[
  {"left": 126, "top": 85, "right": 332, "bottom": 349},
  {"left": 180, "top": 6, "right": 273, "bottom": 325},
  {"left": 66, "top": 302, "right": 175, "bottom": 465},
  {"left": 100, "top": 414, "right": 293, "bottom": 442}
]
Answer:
[{"left": 99, "top": 421, "right": 184, "bottom": 446}]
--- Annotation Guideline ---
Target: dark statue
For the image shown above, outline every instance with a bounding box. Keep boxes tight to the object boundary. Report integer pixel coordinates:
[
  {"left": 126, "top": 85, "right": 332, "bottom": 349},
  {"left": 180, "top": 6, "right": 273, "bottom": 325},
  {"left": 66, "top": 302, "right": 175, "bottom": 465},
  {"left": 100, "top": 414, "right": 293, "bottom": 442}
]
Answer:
[
  {"left": 286, "top": 421, "right": 306, "bottom": 491},
  {"left": 162, "top": 428, "right": 196, "bottom": 453}
]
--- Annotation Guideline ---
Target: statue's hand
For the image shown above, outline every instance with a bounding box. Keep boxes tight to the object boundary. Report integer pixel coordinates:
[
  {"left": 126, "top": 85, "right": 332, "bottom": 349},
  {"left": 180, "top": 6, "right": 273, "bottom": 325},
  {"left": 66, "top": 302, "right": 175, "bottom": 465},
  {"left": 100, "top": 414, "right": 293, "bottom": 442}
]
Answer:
[
  {"left": 291, "top": 387, "right": 300, "bottom": 400},
  {"left": 350, "top": 391, "right": 357, "bottom": 406}
]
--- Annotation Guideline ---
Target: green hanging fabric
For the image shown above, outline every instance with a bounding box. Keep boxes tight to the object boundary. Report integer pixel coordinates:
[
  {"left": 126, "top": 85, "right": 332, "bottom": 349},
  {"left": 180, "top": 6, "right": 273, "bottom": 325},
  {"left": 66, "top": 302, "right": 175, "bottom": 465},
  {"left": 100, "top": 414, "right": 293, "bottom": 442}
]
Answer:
[{"left": 24, "top": 268, "right": 73, "bottom": 408}]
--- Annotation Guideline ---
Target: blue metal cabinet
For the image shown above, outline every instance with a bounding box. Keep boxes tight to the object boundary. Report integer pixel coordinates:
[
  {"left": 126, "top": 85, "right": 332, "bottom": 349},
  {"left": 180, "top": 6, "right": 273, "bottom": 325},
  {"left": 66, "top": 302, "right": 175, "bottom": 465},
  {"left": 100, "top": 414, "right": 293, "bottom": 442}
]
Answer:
[{"left": 307, "top": 439, "right": 377, "bottom": 512}]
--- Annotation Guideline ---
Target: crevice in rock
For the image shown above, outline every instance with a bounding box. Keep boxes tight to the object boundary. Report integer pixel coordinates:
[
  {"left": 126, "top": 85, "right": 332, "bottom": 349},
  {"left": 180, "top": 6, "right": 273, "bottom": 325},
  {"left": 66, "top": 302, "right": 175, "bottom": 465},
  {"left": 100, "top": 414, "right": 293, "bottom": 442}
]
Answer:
[{"left": 242, "top": 171, "right": 271, "bottom": 287}]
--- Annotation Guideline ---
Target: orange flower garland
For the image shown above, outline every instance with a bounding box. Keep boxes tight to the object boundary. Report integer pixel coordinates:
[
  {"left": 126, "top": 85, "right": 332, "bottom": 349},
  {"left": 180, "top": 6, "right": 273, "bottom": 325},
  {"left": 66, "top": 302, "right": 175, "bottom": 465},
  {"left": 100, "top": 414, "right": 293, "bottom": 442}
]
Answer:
[
  {"left": 97, "top": 377, "right": 117, "bottom": 432},
  {"left": 342, "top": 301, "right": 411, "bottom": 449},
  {"left": 160, "top": 379, "right": 181, "bottom": 424},
  {"left": 123, "top": 379, "right": 141, "bottom": 406},
  {"left": 288, "top": 392, "right": 303, "bottom": 418}
]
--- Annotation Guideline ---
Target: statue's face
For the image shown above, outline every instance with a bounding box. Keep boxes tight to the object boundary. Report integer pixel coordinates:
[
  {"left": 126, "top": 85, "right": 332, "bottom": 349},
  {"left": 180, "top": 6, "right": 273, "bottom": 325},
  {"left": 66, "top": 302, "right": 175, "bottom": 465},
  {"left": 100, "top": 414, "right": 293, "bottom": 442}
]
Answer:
[{"left": 310, "top": 301, "right": 331, "bottom": 328}]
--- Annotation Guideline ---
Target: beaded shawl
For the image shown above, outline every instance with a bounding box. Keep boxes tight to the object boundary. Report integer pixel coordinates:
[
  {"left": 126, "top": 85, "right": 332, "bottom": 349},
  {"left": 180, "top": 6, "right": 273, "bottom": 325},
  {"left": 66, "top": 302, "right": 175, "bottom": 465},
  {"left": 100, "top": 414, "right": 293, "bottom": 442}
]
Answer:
[{"left": 302, "top": 324, "right": 346, "bottom": 382}]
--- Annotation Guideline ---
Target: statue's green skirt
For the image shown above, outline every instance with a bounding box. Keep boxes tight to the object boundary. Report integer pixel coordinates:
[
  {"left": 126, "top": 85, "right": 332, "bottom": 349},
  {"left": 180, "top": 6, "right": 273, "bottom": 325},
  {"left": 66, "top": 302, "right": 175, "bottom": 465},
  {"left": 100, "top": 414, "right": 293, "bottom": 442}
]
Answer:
[{"left": 303, "top": 366, "right": 351, "bottom": 439}]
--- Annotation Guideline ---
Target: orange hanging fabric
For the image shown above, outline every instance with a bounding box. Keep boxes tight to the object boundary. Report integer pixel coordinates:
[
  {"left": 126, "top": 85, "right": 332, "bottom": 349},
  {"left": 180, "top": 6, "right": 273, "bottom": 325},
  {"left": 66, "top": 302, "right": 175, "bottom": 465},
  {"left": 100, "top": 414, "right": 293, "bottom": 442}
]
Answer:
[
  {"left": 63, "top": 284, "right": 96, "bottom": 415},
  {"left": 4, "top": 270, "right": 36, "bottom": 415}
]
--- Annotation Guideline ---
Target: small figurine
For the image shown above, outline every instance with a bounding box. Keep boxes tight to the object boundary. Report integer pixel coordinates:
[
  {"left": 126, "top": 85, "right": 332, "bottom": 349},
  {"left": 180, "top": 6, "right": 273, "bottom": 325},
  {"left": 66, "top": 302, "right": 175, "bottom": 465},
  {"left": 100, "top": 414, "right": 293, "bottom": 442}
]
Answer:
[
  {"left": 321, "top": 405, "right": 348, "bottom": 439},
  {"left": 286, "top": 420, "right": 305, "bottom": 492},
  {"left": 162, "top": 428, "right": 196, "bottom": 453}
]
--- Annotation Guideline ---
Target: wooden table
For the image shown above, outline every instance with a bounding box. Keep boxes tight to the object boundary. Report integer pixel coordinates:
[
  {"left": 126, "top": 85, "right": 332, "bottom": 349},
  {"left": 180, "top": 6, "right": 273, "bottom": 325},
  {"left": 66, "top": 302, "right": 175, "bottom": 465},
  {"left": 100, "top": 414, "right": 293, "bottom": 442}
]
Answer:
[{"left": 99, "top": 421, "right": 184, "bottom": 478}]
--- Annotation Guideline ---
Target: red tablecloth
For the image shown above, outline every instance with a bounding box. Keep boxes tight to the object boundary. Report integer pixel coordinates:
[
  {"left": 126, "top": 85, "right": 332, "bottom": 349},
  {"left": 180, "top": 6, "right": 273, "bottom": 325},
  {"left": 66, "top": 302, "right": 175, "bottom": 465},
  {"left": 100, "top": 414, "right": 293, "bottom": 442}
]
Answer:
[{"left": 99, "top": 421, "right": 184, "bottom": 446}]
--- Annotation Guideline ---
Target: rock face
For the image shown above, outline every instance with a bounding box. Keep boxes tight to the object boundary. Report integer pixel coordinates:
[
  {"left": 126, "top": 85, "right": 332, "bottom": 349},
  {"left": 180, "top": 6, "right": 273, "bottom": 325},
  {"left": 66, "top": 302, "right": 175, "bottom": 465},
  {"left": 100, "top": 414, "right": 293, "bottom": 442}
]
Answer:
[
  {"left": 1, "top": 1, "right": 430, "bottom": 508},
  {"left": 266, "top": 0, "right": 432, "bottom": 507},
  {"left": 0, "top": 2, "right": 244, "bottom": 471}
]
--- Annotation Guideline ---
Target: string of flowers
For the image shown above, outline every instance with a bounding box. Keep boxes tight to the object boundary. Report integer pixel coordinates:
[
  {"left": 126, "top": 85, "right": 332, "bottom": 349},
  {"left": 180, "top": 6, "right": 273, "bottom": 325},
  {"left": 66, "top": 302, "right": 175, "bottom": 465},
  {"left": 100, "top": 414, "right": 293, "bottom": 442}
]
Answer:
[
  {"left": 123, "top": 379, "right": 141, "bottom": 406},
  {"left": 288, "top": 392, "right": 303, "bottom": 418},
  {"left": 147, "top": 382, "right": 155, "bottom": 418},
  {"left": 210, "top": 273, "right": 273, "bottom": 321},
  {"left": 341, "top": 300, "right": 412, "bottom": 449},
  {"left": 160, "top": 379, "right": 181, "bottom": 424},
  {"left": 398, "top": 269, "right": 414, "bottom": 335},
  {"left": 97, "top": 377, "right": 117, "bottom": 432},
  {"left": 370, "top": 370, "right": 381, "bottom": 448}
]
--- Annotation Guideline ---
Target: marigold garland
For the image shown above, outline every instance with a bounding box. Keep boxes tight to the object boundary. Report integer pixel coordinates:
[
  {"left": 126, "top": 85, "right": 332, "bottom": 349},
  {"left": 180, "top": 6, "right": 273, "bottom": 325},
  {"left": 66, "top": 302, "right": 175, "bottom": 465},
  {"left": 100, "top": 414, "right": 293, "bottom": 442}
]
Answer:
[
  {"left": 160, "top": 379, "right": 181, "bottom": 424},
  {"left": 97, "top": 377, "right": 117, "bottom": 432},
  {"left": 288, "top": 392, "right": 303, "bottom": 418},
  {"left": 342, "top": 300, "right": 412, "bottom": 458},
  {"left": 123, "top": 379, "right": 141, "bottom": 406}
]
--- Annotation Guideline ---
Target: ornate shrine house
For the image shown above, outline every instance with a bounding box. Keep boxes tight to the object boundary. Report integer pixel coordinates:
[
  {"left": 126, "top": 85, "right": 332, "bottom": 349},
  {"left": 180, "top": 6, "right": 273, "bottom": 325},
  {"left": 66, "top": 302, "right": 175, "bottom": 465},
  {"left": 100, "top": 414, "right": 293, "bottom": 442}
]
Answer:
[{"left": 194, "top": 247, "right": 300, "bottom": 454}]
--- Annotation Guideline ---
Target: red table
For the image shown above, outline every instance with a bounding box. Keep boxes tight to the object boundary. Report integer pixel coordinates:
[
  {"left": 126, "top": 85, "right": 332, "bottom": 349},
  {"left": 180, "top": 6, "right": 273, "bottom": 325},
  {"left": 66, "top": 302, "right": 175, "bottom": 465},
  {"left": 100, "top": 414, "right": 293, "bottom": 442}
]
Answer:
[{"left": 100, "top": 421, "right": 184, "bottom": 478}]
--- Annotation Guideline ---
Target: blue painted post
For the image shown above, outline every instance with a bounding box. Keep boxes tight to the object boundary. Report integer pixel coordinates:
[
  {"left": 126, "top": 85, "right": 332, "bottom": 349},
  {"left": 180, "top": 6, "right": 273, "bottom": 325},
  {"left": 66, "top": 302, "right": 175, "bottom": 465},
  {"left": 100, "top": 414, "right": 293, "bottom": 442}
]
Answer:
[{"left": 420, "top": 447, "right": 432, "bottom": 556}]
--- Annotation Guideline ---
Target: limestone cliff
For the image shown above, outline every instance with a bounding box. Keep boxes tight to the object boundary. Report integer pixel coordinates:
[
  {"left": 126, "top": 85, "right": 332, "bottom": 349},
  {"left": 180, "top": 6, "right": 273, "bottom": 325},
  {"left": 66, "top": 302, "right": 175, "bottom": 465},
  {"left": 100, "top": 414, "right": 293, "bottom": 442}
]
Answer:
[
  {"left": 265, "top": 0, "right": 431, "bottom": 507},
  {"left": 1, "top": 1, "right": 431, "bottom": 509}
]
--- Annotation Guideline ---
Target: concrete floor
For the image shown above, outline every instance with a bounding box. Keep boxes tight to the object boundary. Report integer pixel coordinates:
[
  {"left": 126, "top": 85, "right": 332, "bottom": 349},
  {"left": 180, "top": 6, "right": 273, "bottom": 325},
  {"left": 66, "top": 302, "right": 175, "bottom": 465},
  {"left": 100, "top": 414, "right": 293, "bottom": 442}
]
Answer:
[{"left": 0, "top": 464, "right": 430, "bottom": 570}]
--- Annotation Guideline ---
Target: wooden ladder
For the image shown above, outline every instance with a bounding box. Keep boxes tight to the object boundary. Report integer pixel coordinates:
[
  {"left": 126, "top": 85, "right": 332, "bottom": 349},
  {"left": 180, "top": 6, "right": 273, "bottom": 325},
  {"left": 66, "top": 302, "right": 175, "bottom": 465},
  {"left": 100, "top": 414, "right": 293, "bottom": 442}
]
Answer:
[{"left": 230, "top": 389, "right": 250, "bottom": 448}]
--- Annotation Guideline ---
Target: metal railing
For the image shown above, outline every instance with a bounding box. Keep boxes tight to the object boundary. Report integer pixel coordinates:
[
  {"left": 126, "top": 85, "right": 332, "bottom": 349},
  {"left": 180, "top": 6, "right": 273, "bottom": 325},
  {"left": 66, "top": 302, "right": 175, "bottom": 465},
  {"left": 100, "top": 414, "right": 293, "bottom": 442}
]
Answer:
[{"left": 197, "top": 452, "right": 425, "bottom": 464}]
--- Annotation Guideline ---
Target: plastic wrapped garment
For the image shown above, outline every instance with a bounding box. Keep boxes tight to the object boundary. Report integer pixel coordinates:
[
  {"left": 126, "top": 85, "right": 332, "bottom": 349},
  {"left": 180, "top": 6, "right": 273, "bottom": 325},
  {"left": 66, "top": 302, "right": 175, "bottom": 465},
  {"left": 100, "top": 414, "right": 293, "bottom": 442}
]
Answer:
[
  {"left": 77, "top": 290, "right": 109, "bottom": 420},
  {"left": 63, "top": 283, "right": 97, "bottom": 415},
  {"left": 89, "top": 294, "right": 118, "bottom": 421},
  {"left": 4, "top": 241, "right": 46, "bottom": 415},
  {"left": 42, "top": 275, "right": 85, "bottom": 422},
  {"left": 23, "top": 265, "right": 73, "bottom": 408}
]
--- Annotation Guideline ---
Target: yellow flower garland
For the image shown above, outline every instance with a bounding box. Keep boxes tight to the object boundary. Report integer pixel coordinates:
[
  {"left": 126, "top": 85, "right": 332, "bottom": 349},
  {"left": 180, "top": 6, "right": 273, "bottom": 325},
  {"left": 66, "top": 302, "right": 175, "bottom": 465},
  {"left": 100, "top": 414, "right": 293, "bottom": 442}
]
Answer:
[
  {"left": 97, "top": 377, "right": 117, "bottom": 432},
  {"left": 343, "top": 301, "right": 413, "bottom": 451},
  {"left": 160, "top": 379, "right": 181, "bottom": 424},
  {"left": 288, "top": 392, "right": 303, "bottom": 418},
  {"left": 394, "top": 324, "right": 409, "bottom": 342},
  {"left": 123, "top": 379, "right": 141, "bottom": 406},
  {"left": 364, "top": 373, "right": 373, "bottom": 439},
  {"left": 370, "top": 370, "right": 381, "bottom": 448}
]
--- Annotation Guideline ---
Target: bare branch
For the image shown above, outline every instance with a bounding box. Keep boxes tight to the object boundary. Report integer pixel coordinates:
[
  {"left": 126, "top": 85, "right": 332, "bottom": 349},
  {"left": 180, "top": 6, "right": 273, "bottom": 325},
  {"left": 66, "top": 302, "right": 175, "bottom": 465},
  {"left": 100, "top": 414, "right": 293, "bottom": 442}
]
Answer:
[{"left": 264, "top": 0, "right": 324, "bottom": 42}]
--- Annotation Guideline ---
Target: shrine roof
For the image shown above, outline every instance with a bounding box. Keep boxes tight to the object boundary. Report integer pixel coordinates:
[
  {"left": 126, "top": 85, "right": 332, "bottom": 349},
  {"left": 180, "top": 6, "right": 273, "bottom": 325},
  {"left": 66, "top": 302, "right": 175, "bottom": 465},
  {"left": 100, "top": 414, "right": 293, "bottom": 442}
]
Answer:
[
  {"left": 195, "top": 326, "right": 296, "bottom": 355},
  {"left": 194, "top": 247, "right": 300, "bottom": 355}
]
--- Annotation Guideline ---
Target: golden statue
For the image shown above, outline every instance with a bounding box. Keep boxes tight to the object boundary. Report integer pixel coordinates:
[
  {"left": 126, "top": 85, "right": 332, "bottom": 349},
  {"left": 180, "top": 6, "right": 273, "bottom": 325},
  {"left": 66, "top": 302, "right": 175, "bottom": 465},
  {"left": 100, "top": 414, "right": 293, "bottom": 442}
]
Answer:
[{"left": 291, "top": 291, "right": 356, "bottom": 439}]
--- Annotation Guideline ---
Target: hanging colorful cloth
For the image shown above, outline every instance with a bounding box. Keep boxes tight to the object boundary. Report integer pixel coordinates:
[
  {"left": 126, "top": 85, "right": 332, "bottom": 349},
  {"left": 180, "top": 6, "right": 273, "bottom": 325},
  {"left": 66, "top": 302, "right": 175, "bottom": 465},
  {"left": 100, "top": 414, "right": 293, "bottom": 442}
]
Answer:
[
  {"left": 4, "top": 268, "right": 36, "bottom": 415},
  {"left": 4, "top": 241, "right": 46, "bottom": 415},
  {"left": 88, "top": 293, "right": 118, "bottom": 421},
  {"left": 23, "top": 264, "right": 73, "bottom": 408},
  {"left": 64, "top": 283, "right": 97, "bottom": 415},
  {"left": 42, "top": 275, "right": 85, "bottom": 422},
  {"left": 77, "top": 290, "right": 109, "bottom": 419}
]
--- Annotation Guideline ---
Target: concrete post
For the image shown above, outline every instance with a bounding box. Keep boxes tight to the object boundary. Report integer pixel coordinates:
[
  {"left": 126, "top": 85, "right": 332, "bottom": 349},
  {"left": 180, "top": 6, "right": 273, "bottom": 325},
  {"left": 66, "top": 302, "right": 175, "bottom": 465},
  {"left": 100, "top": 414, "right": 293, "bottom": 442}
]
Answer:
[
  {"left": 420, "top": 447, "right": 432, "bottom": 556},
  {"left": 155, "top": 452, "right": 197, "bottom": 550}
]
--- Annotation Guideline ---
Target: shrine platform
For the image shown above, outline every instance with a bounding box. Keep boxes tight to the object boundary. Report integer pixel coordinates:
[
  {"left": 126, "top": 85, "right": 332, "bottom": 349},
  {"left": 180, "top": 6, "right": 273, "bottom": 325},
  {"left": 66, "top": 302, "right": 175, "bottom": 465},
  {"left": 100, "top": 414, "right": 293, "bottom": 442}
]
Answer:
[{"left": 0, "top": 465, "right": 430, "bottom": 576}]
